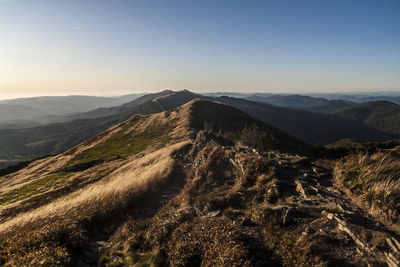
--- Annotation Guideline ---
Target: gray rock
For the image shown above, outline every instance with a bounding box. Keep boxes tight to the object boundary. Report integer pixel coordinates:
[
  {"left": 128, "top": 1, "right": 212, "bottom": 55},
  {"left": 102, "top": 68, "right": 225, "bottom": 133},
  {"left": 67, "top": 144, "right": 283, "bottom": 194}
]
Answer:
[{"left": 206, "top": 210, "right": 221, "bottom": 218}]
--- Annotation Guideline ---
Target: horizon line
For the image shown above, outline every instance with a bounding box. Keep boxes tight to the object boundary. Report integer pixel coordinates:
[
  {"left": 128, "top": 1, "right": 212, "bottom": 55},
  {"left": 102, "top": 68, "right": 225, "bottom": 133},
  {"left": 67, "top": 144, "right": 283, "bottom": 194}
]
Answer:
[{"left": 2, "top": 89, "right": 400, "bottom": 101}]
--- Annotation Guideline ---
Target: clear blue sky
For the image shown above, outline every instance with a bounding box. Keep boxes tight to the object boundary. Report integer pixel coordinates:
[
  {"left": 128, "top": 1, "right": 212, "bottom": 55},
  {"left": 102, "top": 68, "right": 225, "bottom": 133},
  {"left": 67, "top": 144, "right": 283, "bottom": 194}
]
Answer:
[{"left": 0, "top": 0, "right": 399, "bottom": 98}]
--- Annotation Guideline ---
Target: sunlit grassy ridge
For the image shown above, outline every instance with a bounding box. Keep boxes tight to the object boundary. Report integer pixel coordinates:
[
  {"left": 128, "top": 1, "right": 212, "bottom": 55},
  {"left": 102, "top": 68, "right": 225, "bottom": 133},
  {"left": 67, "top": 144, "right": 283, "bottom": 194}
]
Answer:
[
  {"left": 66, "top": 119, "right": 176, "bottom": 169},
  {"left": 0, "top": 116, "right": 178, "bottom": 209}
]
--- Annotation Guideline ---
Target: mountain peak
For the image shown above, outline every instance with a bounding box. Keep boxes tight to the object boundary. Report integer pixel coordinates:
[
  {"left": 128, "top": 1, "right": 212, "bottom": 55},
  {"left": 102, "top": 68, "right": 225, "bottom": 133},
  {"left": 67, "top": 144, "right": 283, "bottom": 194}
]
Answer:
[
  {"left": 176, "top": 99, "right": 319, "bottom": 156},
  {"left": 159, "top": 89, "right": 174, "bottom": 94}
]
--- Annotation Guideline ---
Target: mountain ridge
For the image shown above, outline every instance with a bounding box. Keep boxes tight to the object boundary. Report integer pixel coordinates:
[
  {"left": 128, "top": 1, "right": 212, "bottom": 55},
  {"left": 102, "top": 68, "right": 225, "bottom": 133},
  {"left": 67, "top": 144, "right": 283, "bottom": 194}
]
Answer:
[{"left": 0, "top": 90, "right": 397, "bottom": 166}]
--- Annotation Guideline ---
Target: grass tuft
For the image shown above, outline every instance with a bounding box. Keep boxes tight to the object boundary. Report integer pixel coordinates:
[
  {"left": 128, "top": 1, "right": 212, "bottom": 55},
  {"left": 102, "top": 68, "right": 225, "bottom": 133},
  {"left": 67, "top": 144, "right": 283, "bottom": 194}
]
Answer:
[{"left": 334, "top": 151, "right": 400, "bottom": 221}]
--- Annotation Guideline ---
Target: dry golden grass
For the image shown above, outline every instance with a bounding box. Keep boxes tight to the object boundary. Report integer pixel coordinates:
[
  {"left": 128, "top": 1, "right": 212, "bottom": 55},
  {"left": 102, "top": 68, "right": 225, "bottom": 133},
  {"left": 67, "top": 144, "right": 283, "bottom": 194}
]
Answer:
[
  {"left": 0, "top": 141, "right": 188, "bottom": 234},
  {"left": 0, "top": 103, "right": 194, "bottom": 216},
  {"left": 334, "top": 151, "right": 400, "bottom": 221},
  {"left": 0, "top": 140, "right": 189, "bottom": 266},
  {"left": 99, "top": 143, "right": 327, "bottom": 266}
]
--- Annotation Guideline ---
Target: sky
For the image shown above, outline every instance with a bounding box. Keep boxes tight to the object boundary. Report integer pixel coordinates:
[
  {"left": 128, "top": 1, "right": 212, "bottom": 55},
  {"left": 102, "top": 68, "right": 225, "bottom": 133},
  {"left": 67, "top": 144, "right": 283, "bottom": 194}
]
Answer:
[{"left": 0, "top": 0, "right": 399, "bottom": 98}]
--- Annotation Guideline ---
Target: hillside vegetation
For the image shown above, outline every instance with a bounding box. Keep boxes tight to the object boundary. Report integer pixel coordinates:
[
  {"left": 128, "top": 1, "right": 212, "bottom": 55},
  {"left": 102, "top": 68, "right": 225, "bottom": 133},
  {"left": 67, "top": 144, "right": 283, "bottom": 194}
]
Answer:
[
  {"left": 335, "top": 101, "right": 400, "bottom": 134},
  {"left": 334, "top": 149, "right": 400, "bottom": 222}
]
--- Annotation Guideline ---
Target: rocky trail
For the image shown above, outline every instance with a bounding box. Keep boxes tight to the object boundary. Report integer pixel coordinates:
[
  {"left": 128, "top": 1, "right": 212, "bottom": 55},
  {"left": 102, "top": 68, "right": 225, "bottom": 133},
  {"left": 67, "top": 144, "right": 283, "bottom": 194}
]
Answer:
[{"left": 270, "top": 151, "right": 400, "bottom": 266}]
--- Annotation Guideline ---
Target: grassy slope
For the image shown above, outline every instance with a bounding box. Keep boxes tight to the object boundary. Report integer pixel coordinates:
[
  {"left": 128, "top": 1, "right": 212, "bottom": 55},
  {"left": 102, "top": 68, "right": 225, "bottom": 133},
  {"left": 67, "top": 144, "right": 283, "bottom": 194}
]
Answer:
[
  {"left": 0, "top": 113, "right": 180, "bottom": 207},
  {"left": 334, "top": 150, "right": 400, "bottom": 222},
  {"left": 0, "top": 104, "right": 190, "bottom": 265}
]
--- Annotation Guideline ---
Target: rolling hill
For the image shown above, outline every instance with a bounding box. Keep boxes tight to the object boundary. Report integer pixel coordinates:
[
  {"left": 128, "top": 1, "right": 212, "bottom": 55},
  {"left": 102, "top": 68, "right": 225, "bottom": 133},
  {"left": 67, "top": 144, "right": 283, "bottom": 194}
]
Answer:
[
  {"left": 306, "top": 93, "right": 400, "bottom": 104},
  {"left": 215, "top": 96, "right": 397, "bottom": 144},
  {"left": 0, "top": 99, "right": 398, "bottom": 266},
  {"left": 334, "top": 101, "right": 400, "bottom": 135},
  {"left": 0, "top": 104, "right": 48, "bottom": 122},
  {"left": 0, "top": 90, "right": 200, "bottom": 160},
  {"left": 69, "top": 90, "right": 200, "bottom": 120}
]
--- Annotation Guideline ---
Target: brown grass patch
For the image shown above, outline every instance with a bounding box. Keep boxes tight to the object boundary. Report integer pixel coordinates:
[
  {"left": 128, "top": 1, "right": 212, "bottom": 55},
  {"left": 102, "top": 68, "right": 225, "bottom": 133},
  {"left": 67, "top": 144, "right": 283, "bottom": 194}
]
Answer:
[{"left": 334, "top": 151, "right": 400, "bottom": 221}]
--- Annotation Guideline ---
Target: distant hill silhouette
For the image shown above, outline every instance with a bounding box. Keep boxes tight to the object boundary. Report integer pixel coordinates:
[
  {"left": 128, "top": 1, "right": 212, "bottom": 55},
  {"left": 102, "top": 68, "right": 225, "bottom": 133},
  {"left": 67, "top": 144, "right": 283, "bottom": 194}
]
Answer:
[
  {"left": 335, "top": 100, "right": 400, "bottom": 134},
  {"left": 0, "top": 94, "right": 144, "bottom": 127},
  {"left": 68, "top": 90, "right": 178, "bottom": 120},
  {"left": 215, "top": 96, "right": 397, "bottom": 144},
  {"left": 246, "top": 94, "right": 356, "bottom": 113}
]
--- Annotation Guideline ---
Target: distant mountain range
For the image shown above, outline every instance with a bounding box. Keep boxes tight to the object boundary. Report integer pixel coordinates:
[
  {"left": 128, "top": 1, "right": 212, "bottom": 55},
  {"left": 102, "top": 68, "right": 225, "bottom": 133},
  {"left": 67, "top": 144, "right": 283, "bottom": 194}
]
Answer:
[
  {"left": 214, "top": 96, "right": 396, "bottom": 144},
  {"left": 305, "top": 93, "right": 400, "bottom": 105},
  {"left": 245, "top": 94, "right": 356, "bottom": 113},
  {"left": 0, "top": 90, "right": 398, "bottom": 164}
]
